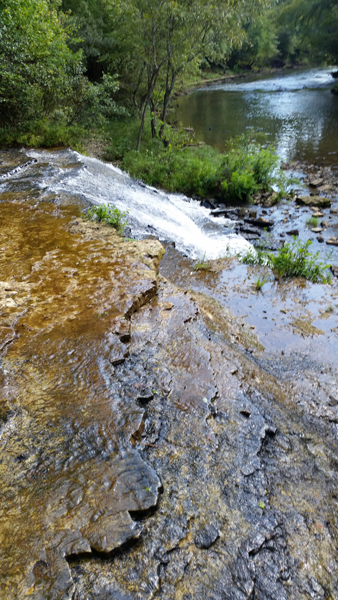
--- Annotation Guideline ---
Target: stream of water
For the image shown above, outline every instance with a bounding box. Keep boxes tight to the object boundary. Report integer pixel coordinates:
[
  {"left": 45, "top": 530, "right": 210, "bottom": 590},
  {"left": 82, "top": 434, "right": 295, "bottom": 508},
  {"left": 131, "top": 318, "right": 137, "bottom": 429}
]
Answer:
[
  {"left": 0, "top": 148, "right": 249, "bottom": 260},
  {"left": 175, "top": 66, "right": 338, "bottom": 164}
]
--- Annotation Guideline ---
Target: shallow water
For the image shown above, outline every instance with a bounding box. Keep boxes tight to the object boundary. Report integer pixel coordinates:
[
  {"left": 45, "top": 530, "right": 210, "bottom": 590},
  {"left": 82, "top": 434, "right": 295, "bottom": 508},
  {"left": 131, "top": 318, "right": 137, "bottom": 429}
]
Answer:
[
  {"left": 0, "top": 175, "right": 163, "bottom": 597},
  {"left": 1, "top": 149, "right": 338, "bottom": 599},
  {"left": 5, "top": 147, "right": 249, "bottom": 260},
  {"left": 175, "top": 66, "right": 338, "bottom": 164}
]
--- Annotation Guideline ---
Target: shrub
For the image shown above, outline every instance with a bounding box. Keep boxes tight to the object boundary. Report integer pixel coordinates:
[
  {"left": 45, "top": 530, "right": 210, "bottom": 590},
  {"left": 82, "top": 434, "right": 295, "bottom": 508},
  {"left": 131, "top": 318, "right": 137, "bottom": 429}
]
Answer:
[
  {"left": 241, "top": 238, "right": 331, "bottom": 283},
  {"left": 83, "top": 204, "right": 129, "bottom": 235},
  {"left": 113, "top": 125, "right": 284, "bottom": 203}
]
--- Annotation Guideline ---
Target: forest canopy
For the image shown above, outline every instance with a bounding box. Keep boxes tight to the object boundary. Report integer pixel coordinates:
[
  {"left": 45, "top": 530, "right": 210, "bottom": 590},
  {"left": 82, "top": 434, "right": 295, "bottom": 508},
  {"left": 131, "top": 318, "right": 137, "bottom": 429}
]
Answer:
[{"left": 0, "top": 0, "right": 337, "bottom": 146}]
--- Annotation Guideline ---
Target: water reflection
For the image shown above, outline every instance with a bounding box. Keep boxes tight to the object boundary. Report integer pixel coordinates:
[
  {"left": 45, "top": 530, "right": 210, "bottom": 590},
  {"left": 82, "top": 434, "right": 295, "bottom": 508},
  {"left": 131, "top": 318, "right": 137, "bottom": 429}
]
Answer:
[{"left": 175, "top": 67, "right": 338, "bottom": 164}]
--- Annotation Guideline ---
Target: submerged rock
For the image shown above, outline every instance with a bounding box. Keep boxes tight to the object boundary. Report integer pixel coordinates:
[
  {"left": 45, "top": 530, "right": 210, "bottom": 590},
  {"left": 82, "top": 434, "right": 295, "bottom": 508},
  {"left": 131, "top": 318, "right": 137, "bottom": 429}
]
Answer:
[{"left": 295, "top": 195, "right": 331, "bottom": 208}]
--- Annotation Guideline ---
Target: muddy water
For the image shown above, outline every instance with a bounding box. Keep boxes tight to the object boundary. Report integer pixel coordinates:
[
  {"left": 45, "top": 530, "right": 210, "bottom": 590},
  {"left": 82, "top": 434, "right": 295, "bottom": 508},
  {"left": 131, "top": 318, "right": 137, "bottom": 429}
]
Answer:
[{"left": 1, "top": 150, "right": 338, "bottom": 600}]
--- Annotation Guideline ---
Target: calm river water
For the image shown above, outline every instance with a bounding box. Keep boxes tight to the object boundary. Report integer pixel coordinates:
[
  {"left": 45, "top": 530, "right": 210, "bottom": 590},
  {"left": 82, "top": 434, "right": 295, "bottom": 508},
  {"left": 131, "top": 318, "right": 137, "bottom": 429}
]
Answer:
[{"left": 175, "top": 67, "right": 338, "bottom": 164}]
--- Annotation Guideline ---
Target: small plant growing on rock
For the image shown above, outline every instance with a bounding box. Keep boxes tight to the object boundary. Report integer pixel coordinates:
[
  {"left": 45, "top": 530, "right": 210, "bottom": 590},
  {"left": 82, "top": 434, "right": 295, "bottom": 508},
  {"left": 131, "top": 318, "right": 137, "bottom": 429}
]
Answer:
[
  {"left": 254, "top": 275, "right": 269, "bottom": 291},
  {"left": 82, "top": 203, "right": 129, "bottom": 235},
  {"left": 240, "top": 238, "right": 331, "bottom": 284},
  {"left": 193, "top": 254, "right": 210, "bottom": 271},
  {"left": 270, "top": 239, "right": 331, "bottom": 282},
  {"left": 306, "top": 216, "right": 319, "bottom": 228}
]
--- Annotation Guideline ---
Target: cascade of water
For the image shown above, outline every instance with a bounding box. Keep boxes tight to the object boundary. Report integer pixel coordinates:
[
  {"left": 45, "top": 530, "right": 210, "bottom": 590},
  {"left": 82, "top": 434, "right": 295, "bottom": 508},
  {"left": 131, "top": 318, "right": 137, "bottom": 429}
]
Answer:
[{"left": 25, "top": 149, "right": 250, "bottom": 260}]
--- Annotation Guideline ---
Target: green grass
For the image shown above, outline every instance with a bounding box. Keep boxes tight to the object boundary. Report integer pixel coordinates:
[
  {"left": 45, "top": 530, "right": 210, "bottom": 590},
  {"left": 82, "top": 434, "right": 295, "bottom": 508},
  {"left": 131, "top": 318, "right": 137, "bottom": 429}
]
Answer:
[
  {"left": 104, "top": 117, "right": 286, "bottom": 203},
  {"left": 306, "top": 216, "right": 319, "bottom": 228},
  {"left": 82, "top": 203, "right": 129, "bottom": 235},
  {"left": 254, "top": 275, "right": 269, "bottom": 291},
  {"left": 193, "top": 254, "right": 210, "bottom": 271},
  {"left": 241, "top": 238, "right": 331, "bottom": 283}
]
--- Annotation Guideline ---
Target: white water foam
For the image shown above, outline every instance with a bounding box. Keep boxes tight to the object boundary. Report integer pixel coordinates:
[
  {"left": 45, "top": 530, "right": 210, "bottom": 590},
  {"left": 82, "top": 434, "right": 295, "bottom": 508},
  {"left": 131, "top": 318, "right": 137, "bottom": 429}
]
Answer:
[
  {"left": 27, "top": 149, "right": 251, "bottom": 260},
  {"left": 198, "top": 66, "right": 338, "bottom": 93}
]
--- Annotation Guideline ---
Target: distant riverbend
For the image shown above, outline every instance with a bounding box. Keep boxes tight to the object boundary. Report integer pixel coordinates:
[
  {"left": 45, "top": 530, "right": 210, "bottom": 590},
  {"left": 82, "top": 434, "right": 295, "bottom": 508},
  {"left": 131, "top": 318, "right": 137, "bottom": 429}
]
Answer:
[{"left": 174, "top": 66, "right": 338, "bottom": 165}]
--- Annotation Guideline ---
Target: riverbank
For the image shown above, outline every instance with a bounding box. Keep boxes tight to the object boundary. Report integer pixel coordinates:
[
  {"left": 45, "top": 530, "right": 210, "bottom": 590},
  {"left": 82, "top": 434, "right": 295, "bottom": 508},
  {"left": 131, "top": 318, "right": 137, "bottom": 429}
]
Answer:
[{"left": 177, "top": 63, "right": 308, "bottom": 95}]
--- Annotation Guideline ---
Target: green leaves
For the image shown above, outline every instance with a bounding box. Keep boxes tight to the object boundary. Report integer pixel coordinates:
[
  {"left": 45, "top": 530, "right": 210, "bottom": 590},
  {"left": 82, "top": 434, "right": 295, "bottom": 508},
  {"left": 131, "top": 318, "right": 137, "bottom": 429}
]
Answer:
[
  {"left": 0, "top": 0, "right": 83, "bottom": 126},
  {"left": 83, "top": 203, "right": 129, "bottom": 234},
  {"left": 241, "top": 238, "right": 332, "bottom": 284}
]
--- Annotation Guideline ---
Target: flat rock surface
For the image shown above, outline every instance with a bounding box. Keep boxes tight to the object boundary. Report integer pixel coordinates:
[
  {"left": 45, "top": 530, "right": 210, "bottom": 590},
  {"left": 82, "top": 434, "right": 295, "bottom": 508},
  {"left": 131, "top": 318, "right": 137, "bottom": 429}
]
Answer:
[
  {"left": 1, "top": 154, "right": 338, "bottom": 600},
  {"left": 0, "top": 202, "right": 163, "bottom": 599},
  {"left": 69, "top": 278, "right": 338, "bottom": 600}
]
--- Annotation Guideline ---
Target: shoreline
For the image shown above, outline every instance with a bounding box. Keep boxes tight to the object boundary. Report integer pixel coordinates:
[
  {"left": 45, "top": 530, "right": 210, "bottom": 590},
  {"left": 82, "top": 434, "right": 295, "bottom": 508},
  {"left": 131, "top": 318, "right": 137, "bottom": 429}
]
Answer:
[{"left": 176, "top": 63, "right": 311, "bottom": 95}]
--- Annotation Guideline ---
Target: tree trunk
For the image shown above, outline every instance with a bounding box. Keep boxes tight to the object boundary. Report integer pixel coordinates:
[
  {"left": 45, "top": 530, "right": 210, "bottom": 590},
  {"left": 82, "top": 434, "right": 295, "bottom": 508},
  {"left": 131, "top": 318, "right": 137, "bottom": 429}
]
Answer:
[
  {"left": 159, "top": 71, "right": 176, "bottom": 140},
  {"left": 137, "top": 100, "right": 148, "bottom": 152},
  {"left": 150, "top": 99, "right": 157, "bottom": 138}
]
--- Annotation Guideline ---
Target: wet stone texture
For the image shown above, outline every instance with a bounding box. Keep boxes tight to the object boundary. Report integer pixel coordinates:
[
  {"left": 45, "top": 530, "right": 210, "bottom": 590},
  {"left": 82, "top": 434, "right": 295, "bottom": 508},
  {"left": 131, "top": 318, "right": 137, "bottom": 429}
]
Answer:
[
  {"left": 0, "top": 200, "right": 163, "bottom": 598},
  {"left": 0, "top": 173, "right": 337, "bottom": 598},
  {"left": 69, "top": 279, "right": 338, "bottom": 600}
]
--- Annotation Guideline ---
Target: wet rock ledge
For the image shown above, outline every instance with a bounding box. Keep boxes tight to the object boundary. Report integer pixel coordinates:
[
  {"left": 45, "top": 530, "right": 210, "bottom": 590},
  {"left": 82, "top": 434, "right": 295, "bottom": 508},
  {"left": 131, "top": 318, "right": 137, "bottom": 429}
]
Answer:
[{"left": 0, "top": 201, "right": 338, "bottom": 600}]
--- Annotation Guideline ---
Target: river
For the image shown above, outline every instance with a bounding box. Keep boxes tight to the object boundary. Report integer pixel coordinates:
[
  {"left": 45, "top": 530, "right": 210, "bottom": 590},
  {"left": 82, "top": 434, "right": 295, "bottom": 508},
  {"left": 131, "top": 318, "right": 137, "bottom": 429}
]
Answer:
[
  {"left": 175, "top": 66, "right": 338, "bottom": 165},
  {"left": 1, "top": 70, "right": 338, "bottom": 598},
  {"left": 0, "top": 148, "right": 338, "bottom": 598}
]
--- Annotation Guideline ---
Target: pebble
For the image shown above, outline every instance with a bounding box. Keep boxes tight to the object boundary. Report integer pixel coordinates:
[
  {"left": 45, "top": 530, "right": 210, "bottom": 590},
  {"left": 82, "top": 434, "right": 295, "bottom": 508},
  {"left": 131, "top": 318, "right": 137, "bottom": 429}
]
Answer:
[{"left": 326, "top": 237, "right": 338, "bottom": 246}]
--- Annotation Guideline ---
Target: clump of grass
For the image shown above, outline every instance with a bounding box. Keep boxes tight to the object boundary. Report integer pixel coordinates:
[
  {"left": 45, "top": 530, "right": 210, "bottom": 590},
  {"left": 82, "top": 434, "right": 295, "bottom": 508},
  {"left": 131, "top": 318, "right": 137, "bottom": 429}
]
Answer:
[
  {"left": 193, "top": 254, "right": 210, "bottom": 271},
  {"left": 306, "top": 216, "right": 319, "bottom": 228},
  {"left": 106, "top": 118, "right": 287, "bottom": 203},
  {"left": 241, "top": 238, "right": 331, "bottom": 283},
  {"left": 240, "top": 244, "right": 268, "bottom": 266},
  {"left": 254, "top": 275, "right": 269, "bottom": 291},
  {"left": 82, "top": 203, "right": 129, "bottom": 235},
  {"left": 270, "top": 239, "right": 331, "bottom": 282}
]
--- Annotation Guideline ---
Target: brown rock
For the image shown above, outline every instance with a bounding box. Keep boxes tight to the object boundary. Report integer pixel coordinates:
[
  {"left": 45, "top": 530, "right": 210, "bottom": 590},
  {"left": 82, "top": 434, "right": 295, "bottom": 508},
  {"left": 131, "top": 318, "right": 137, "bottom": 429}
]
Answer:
[
  {"left": 244, "top": 217, "right": 274, "bottom": 228},
  {"left": 326, "top": 237, "right": 338, "bottom": 246},
  {"left": 262, "top": 193, "right": 279, "bottom": 208},
  {"left": 82, "top": 511, "right": 139, "bottom": 554},
  {"left": 318, "top": 184, "right": 334, "bottom": 195},
  {"left": 111, "top": 316, "right": 131, "bottom": 343},
  {"left": 309, "top": 178, "right": 323, "bottom": 188},
  {"left": 109, "top": 340, "right": 129, "bottom": 365},
  {"left": 296, "top": 196, "right": 331, "bottom": 208},
  {"left": 291, "top": 319, "right": 325, "bottom": 337}
]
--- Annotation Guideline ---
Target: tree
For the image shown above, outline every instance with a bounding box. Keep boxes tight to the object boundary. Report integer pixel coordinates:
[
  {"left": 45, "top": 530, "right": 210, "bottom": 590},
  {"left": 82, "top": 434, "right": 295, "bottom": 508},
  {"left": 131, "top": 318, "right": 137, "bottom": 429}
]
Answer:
[
  {"left": 0, "top": 0, "right": 84, "bottom": 127},
  {"left": 275, "top": 0, "right": 338, "bottom": 64},
  {"left": 110, "top": 0, "right": 273, "bottom": 149}
]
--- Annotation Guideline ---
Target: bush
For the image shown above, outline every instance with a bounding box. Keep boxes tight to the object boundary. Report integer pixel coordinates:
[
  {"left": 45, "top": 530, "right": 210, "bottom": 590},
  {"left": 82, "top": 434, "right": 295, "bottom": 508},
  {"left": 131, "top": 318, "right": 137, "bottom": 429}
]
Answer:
[
  {"left": 82, "top": 204, "right": 129, "bottom": 235},
  {"left": 0, "top": 119, "right": 86, "bottom": 149},
  {"left": 241, "top": 238, "right": 331, "bottom": 283},
  {"left": 107, "top": 122, "right": 284, "bottom": 203}
]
